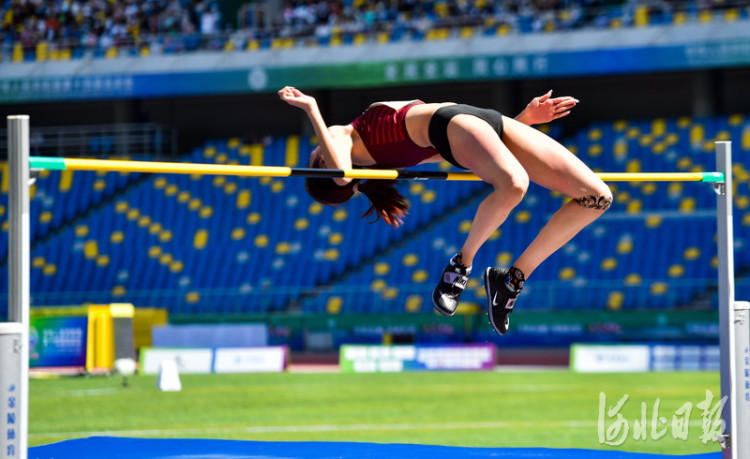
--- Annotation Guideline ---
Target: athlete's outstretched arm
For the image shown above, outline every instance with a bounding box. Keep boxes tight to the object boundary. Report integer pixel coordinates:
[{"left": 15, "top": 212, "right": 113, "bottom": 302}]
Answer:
[
  {"left": 514, "top": 90, "right": 578, "bottom": 126},
  {"left": 278, "top": 86, "right": 354, "bottom": 185}
]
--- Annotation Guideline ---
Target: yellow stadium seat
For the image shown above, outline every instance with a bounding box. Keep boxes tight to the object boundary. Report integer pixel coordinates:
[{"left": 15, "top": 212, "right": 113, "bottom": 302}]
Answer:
[
  {"left": 43, "top": 264, "right": 57, "bottom": 276},
  {"left": 275, "top": 242, "right": 291, "bottom": 254},
  {"left": 559, "top": 267, "right": 576, "bottom": 280},
  {"left": 370, "top": 279, "right": 386, "bottom": 291},
  {"left": 231, "top": 228, "right": 246, "bottom": 240},
  {"left": 515, "top": 210, "right": 531, "bottom": 223},
  {"left": 32, "top": 256, "right": 45, "bottom": 268},
  {"left": 247, "top": 212, "right": 261, "bottom": 224},
  {"left": 327, "top": 297, "right": 343, "bottom": 314},
  {"left": 138, "top": 215, "right": 151, "bottom": 227},
  {"left": 625, "top": 273, "right": 642, "bottom": 286},
  {"left": 673, "top": 11, "right": 687, "bottom": 25},
  {"left": 412, "top": 270, "right": 428, "bottom": 283},
  {"left": 651, "top": 119, "right": 667, "bottom": 136},
  {"left": 382, "top": 287, "right": 399, "bottom": 300},
  {"left": 489, "top": 229, "right": 501, "bottom": 241},
  {"left": 645, "top": 214, "right": 662, "bottom": 228},
  {"left": 607, "top": 291, "right": 623, "bottom": 310},
  {"left": 496, "top": 252, "right": 512, "bottom": 266},
  {"left": 333, "top": 209, "right": 347, "bottom": 221},
  {"left": 193, "top": 229, "right": 208, "bottom": 250},
  {"left": 199, "top": 207, "right": 213, "bottom": 218},
  {"left": 160, "top": 253, "right": 174, "bottom": 265},
  {"left": 402, "top": 254, "right": 418, "bottom": 266},
  {"left": 188, "top": 198, "right": 202, "bottom": 211},
  {"left": 96, "top": 255, "right": 110, "bottom": 267},
  {"left": 254, "top": 234, "right": 269, "bottom": 248},
  {"left": 84, "top": 240, "right": 98, "bottom": 259},
  {"left": 650, "top": 282, "right": 668, "bottom": 295},
  {"left": 148, "top": 246, "right": 162, "bottom": 258},
  {"left": 236, "top": 190, "right": 251, "bottom": 209},
  {"left": 354, "top": 33, "right": 367, "bottom": 45},
  {"left": 285, "top": 136, "right": 299, "bottom": 166},
  {"left": 159, "top": 230, "right": 173, "bottom": 243},
  {"left": 421, "top": 190, "right": 436, "bottom": 203},
  {"left": 185, "top": 291, "right": 200, "bottom": 304},
  {"left": 617, "top": 235, "right": 634, "bottom": 254},
  {"left": 105, "top": 47, "right": 118, "bottom": 59},
  {"left": 328, "top": 233, "right": 343, "bottom": 245},
  {"left": 294, "top": 218, "right": 309, "bottom": 231},
  {"left": 110, "top": 231, "right": 125, "bottom": 244},
  {"left": 308, "top": 203, "right": 323, "bottom": 215},
  {"left": 459, "top": 220, "right": 472, "bottom": 233},
  {"left": 683, "top": 247, "right": 701, "bottom": 260},
  {"left": 224, "top": 182, "right": 238, "bottom": 194},
  {"left": 111, "top": 285, "right": 126, "bottom": 297},
  {"left": 374, "top": 262, "right": 390, "bottom": 276},
  {"left": 323, "top": 248, "right": 339, "bottom": 261},
  {"left": 271, "top": 181, "right": 284, "bottom": 193},
  {"left": 601, "top": 258, "right": 617, "bottom": 271},
  {"left": 170, "top": 261, "right": 184, "bottom": 273},
  {"left": 668, "top": 264, "right": 685, "bottom": 278},
  {"left": 626, "top": 199, "right": 642, "bottom": 214},
  {"left": 12, "top": 43, "right": 23, "bottom": 62},
  {"left": 59, "top": 170, "right": 74, "bottom": 192},
  {"left": 679, "top": 197, "right": 696, "bottom": 213},
  {"left": 588, "top": 128, "right": 603, "bottom": 141},
  {"left": 405, "top": 295, "right": 423, "bottom": 313},
  {"left": 38, "top": 211, "right": 53, "bottom": 224}
]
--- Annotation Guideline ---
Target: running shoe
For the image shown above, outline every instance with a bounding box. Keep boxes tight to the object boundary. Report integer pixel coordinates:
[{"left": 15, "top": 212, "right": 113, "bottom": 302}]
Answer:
[
  {"left": 431, "top": 254, "right": 471, "bottom": 316},
  {"left": 483, "top": 267, "right": 524, "bottom": 335}
]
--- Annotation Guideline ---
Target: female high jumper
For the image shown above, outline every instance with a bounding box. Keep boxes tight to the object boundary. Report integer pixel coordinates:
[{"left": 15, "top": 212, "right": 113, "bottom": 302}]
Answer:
[{"left": 279, "top": 86, "right": 612, "bottom": 335}]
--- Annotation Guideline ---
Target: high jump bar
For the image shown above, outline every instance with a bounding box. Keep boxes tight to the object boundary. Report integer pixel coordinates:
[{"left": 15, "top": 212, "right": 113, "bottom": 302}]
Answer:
[{"left": 29, "top": 156, "right": 725, "bottom": 183}]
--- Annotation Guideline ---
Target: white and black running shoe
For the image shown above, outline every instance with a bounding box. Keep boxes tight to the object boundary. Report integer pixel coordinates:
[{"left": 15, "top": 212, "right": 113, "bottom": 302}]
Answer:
[
  {"left": 483, "top": 267, "right": 524, "bottom": 335},
  {"left": 431, "top": 254, "right": 471, "bottom": 316}
]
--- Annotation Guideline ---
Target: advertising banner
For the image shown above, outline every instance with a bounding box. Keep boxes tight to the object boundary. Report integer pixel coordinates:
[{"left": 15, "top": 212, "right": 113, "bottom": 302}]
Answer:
[
  {"left": 570, "top": 344, "right": 721, "bottom": 373},
  {"left": 29, "top": 316, "right": 88, "bottom": 368},
  {"left": 340, "top": 344, "right": 496, "bottom": 373},
  {"left": 1, "top": 36, "right": 749, "bottom": 104}
]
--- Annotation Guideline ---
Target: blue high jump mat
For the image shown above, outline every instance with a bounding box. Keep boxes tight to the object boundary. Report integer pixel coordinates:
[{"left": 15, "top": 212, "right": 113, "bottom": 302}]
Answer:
[{"left": 29, "top": 437, "right": 721, "bottom": 459}]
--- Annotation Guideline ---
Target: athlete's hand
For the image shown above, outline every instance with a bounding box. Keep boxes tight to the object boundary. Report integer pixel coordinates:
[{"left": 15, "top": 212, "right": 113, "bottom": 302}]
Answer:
[
  {"left": 516, "top": 90, "right": 578, "bottom": 125},
  {"left": 278, "top": 86, "right": 318, "bottom": 112}
]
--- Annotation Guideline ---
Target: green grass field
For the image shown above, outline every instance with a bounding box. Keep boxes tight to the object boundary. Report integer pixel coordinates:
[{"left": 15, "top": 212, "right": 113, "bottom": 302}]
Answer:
[{"left": 30, "top": 370, "right": 722, "bottom": 455}]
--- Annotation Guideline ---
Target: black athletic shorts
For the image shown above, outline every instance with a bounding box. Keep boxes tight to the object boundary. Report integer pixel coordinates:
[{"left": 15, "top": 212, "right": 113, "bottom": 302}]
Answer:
[{"left": 427, "top": 104, "right": 505, "bottom": 170}]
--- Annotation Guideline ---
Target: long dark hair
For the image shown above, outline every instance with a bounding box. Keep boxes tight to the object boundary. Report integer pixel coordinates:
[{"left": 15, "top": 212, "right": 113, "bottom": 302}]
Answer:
[{"left": 304, "top": 154, "right": 409, "bottom": 227}]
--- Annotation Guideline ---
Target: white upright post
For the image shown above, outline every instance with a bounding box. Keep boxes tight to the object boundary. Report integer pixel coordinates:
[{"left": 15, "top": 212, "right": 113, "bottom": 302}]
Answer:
[
  {"left": 715, "top": 141, "right": 749, "bottom": 459},
  {"left": 6, "top": 115, "right": 30, "bottom": 459}
]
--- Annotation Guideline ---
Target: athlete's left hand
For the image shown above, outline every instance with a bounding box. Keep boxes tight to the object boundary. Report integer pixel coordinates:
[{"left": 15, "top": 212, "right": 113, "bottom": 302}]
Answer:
[
  {"left": 278, "top": 86, "right": 318, "bottom": 112},
  {"left": 517, "top": 90, "right": 578, "bottom": 125}
]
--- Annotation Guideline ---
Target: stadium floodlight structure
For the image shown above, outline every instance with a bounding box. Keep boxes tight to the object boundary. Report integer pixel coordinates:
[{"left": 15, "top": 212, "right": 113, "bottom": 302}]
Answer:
[{"left": 5, "top": 115, "right": 749, "bottom": 459}]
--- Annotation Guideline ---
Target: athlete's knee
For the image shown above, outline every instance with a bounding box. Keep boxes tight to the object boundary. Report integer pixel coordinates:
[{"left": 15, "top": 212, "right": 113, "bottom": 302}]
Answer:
[
  {"left": 575, "top": 185, "right": 613, "bottom": 211},
  {"left": 503, "top": 172, "right": 529, "bottom": 206}
]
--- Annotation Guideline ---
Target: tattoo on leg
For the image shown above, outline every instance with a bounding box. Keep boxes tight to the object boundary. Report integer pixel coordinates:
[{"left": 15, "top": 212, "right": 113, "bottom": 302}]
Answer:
[{"left": 575, "top": 195, "right": 612, "bottom": 211}]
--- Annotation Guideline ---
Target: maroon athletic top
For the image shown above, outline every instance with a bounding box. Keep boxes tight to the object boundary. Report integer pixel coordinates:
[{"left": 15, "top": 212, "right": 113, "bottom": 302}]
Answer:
[{"left": 350, "top": 101, "right": 437, "bottom": 168}]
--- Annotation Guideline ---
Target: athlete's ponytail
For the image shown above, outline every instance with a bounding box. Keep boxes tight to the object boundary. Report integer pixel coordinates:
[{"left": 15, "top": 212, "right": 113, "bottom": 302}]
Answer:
[
  {"left": 304, "top": 151, "right": 409, "bottom": 228},
  {"left": 356, "top": 179, "right": 409, "bottom": 228},
  {"left": 304, "top": 176, "right": 409, "bottom": 228}
]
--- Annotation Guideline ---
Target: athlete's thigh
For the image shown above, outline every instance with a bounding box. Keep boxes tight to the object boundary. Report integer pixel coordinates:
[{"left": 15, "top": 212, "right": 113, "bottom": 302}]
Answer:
[
  {"left": 500, "top": 116, "right": 606, "bottom": 197},
  {"left": 448, "top": 115, "right": 527, "bottom": 187}
]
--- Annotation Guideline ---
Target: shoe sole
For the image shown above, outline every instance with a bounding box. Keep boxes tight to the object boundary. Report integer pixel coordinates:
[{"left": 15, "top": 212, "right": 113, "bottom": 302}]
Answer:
[
  {"left": 484, "top": 267, "right": 509, "bottom": 335},
  {"left": 431, "top": 287, "right": 457, "bottom": 317}
]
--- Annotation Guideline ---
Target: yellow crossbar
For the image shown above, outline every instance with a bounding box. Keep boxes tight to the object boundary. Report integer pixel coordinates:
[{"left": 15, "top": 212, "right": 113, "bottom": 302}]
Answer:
[{"left": 29, "top": 157, "right": 724, "bottom": 183}]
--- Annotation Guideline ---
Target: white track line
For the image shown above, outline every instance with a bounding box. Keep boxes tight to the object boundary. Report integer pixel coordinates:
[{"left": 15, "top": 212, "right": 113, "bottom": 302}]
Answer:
[{"left": 31, "top": 419, "right": 704, "bottom": 440}]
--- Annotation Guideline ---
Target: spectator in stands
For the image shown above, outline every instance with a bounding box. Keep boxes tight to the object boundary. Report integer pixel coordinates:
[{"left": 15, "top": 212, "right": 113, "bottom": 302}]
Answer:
[{"left": 278, "top": 85, "right": 612, "bottom": 336}]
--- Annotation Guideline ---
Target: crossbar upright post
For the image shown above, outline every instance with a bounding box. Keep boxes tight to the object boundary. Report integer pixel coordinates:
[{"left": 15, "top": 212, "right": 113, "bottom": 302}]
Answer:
[
  {"left": 716, "top": 141, "right": 748, "bottom": 459},
  {"left": 6, "top": 115, "right": 30, "bottom": 459}
]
